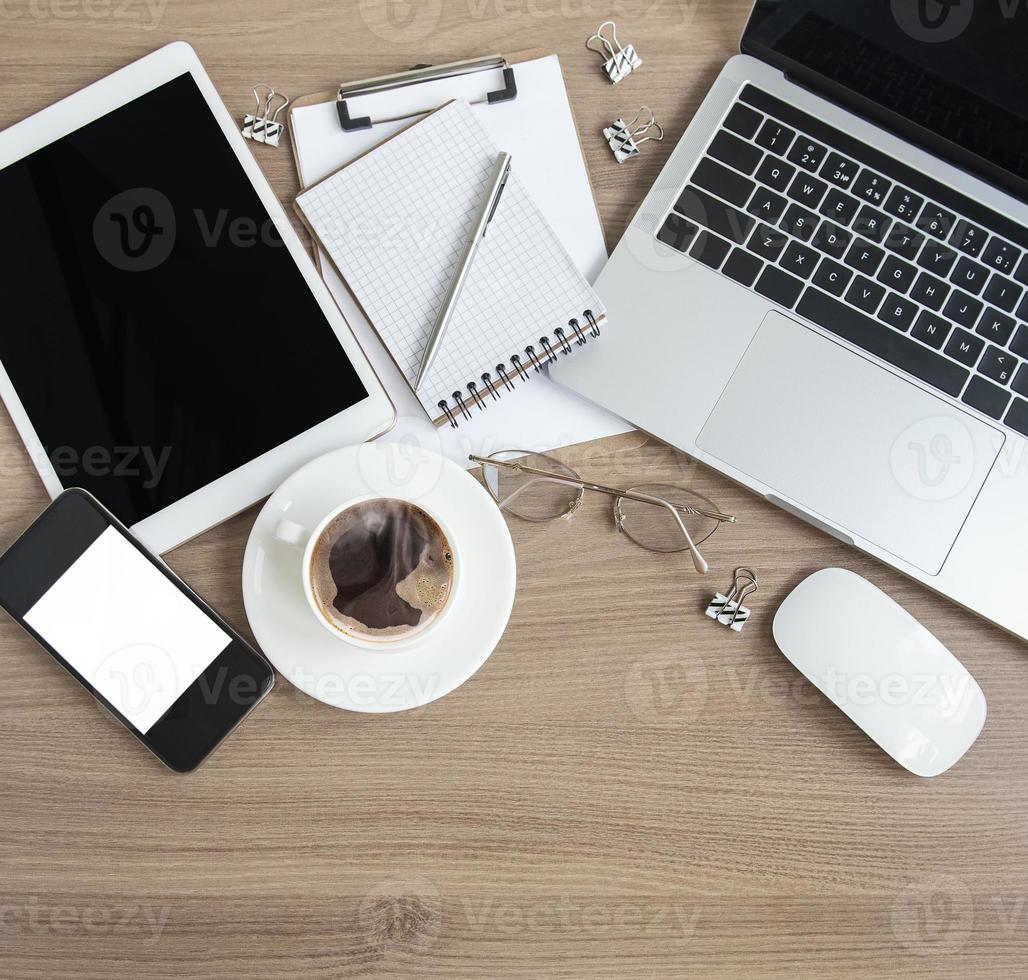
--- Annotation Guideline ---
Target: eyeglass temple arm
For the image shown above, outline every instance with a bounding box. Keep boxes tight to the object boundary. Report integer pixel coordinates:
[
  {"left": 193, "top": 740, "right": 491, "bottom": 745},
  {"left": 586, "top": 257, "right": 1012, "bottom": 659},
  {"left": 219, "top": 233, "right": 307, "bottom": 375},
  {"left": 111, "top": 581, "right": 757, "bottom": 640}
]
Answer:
[
  {"left": 626, "top": 488, "right": 709, "bottom": 575},
  {"left": 469, "top": 455, "right": 736, "bottom": 524}
]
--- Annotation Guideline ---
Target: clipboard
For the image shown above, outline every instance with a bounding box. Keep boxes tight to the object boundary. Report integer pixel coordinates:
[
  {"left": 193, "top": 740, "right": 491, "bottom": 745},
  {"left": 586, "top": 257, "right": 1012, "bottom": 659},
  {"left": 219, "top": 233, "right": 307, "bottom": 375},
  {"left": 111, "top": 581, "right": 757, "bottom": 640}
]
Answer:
[
  {"left": 287, "top": 48, "right": 603, "bottom": 252},
  {"left": 293, "top": 99, "right": 607, "bottom": 429},
  {"left": 283, "top": 49, "right": 631, "bottom": 467}
]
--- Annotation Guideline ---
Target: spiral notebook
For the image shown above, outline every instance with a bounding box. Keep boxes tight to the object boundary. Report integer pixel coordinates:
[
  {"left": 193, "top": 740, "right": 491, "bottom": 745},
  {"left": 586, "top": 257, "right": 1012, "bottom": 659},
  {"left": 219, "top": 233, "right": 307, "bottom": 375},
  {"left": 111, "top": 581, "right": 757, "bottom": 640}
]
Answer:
[{"left": 294, "top": 99, "right": 606, "bottom": 427}]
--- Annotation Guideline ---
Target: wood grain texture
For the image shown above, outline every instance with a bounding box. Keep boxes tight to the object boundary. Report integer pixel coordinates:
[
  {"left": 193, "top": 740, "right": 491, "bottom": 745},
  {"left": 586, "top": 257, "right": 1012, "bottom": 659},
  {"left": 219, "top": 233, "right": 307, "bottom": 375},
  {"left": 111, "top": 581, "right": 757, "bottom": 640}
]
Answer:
[{"left": 0, "top": 1, "right": 1027, "bottom": 976}]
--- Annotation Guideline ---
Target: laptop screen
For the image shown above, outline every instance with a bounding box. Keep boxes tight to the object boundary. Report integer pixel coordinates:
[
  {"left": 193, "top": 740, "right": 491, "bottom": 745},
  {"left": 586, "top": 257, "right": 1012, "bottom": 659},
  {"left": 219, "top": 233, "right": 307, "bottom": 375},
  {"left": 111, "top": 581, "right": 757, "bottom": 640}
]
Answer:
[{"left": 743, "top": 1, "right": 1028, "bottom": 201}]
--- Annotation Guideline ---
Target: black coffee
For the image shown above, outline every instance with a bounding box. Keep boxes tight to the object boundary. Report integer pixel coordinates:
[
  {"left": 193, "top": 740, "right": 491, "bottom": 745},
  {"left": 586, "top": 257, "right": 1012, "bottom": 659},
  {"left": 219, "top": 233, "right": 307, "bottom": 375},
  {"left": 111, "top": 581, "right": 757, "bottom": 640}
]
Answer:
[{"left": 309, "top": 499, "right": 454, "bottom": 642}]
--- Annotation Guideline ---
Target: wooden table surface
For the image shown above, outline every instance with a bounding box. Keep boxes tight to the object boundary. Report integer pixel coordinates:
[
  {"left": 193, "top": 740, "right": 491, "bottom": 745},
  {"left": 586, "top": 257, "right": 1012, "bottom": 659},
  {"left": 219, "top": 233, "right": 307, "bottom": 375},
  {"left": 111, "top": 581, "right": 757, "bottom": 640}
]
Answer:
[{"left": 1, "top": 2, "right": 1027, "bottom": 977}]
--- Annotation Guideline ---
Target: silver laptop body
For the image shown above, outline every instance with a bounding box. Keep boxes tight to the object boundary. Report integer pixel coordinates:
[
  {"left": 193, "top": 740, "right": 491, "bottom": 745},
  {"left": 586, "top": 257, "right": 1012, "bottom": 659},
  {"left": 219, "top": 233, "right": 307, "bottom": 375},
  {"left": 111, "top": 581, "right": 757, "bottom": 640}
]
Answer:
[{"left": 553, "top": 4, "right": 1028, "bottom": 639}]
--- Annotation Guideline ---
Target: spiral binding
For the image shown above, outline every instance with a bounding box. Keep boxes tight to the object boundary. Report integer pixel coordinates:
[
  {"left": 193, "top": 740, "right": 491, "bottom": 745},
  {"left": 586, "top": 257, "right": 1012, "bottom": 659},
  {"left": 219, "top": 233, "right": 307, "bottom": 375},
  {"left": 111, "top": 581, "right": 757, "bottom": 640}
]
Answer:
[{"left": 436, "top": 309, "right": 602, "bottom": 428}]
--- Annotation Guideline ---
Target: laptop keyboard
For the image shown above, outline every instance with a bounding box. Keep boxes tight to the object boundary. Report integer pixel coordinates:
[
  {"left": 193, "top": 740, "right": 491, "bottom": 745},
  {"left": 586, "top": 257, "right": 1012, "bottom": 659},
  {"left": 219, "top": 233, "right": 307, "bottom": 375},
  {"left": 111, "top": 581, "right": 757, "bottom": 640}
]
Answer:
[{"left": 657, "top": 83, "right": 1028, "bottom": 438}]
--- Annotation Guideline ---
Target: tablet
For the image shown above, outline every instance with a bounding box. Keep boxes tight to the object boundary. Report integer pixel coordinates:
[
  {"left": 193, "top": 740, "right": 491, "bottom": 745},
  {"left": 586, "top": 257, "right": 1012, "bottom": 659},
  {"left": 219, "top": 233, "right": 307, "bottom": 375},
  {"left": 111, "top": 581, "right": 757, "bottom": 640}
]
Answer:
[{"left": 0, "top": 42, "right": 395, "bottom": 554}]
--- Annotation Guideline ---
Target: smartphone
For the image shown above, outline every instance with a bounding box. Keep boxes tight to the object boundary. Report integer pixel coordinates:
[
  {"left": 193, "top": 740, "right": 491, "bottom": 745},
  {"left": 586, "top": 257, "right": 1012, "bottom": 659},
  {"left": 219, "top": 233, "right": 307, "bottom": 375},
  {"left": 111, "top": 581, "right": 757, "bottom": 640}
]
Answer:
[{"left": 0, "top": 488, "right": 274, "bottom": 772}]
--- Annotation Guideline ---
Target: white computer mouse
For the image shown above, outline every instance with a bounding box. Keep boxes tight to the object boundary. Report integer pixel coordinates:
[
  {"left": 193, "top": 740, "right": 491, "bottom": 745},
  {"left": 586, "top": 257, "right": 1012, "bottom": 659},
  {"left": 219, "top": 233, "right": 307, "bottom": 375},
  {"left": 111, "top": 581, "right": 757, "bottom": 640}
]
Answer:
[{"left": 772, "top": 568, "right": 986, "bottom": 777}]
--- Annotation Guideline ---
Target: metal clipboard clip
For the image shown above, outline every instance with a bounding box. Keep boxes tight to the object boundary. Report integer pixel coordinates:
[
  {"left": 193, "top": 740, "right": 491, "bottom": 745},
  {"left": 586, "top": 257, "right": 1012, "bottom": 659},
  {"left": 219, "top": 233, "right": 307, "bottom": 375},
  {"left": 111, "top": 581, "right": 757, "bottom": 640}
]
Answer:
[
  {"left": 586, "top": 21, "right": 642, "bottom": 84},
  {"left": 335, "top": 55, "right": 519, "bottom": 132},
  {"left": 243, "top": 84, "right": 290, "bottom": 147}
]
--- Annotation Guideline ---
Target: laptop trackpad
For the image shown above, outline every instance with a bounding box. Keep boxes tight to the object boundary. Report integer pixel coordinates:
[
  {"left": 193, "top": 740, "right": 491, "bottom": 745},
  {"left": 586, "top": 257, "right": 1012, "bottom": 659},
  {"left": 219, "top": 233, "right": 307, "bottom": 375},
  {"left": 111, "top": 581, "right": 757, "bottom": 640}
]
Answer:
[{"left": 696, "top": 311, "right": 1002, "bottom": 575}]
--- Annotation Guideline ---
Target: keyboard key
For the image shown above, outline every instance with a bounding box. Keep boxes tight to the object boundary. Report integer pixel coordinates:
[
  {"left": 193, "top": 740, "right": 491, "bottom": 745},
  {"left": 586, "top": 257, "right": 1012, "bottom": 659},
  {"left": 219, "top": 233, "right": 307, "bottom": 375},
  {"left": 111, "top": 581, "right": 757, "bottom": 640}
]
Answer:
[
  {"left": 1011, "top": 324, "right": 1028, "bottom": 359},
  {"left": 883, "top": 187, "right": 924, "bottom": 223},
  {"left": 853, "top": 169, "right": 891, "bottom": 205},
  {"left": 797, "top": 289, "right": 969, "bottom": 397},
  {"left": 943, "top": 290, "right": 984, "bottom": 329},
  {"left": 950, "top": 219, "right": 988, "bottom": 257},
  {"left": 983, "top": 274, "right": 1022, "bottom": 314},
  {"left": 853, "top": 205, "right": 892, "bottom": 244},
  {"left": 754, "top": 266, "right": 804, "bottom": 307},
  {"left": 885, "top": 223, "right": 925, "bottom": 261},
  {"left": 692, "top": 158, "right": 756, "bottom": 208},
  {"left": 723, "top": 247, "right": 763, "bottom": 286},
  {"left": 1005, "top": 397, "right": 1028, "bottom": 436},
  {"left": 787, "top": 137, "right": 826, "bottom": 172},
  {"left": 916, "top": 205, "right": 957, "bottom": 240},
  {"left": 748, "top": 223, "right": 789, "bottom": 261},
  {"left": 812, "top": 257, "right": 852, "bottom": 296},
  {"left": 723, "top": 103, "right": 762, "bottom": 140},
  {"left": 810, "top": 220, "right": 851, "bottom": 260},
  {"left": 918, "top": 240, "right": 959, "bottom": 277},
  {"left": 780, "top": 241, "right": 819, "bottom": 279},
  {"left": 951, "top": 256, "right": 991, "bottom": 296},
  {"left": 747, "top": 186, "right": 788, "bottom": 223},
  {"left": 708, "top": 131, "right": 763, "bottom": 175},
  {"left": 780, "top": 203, "right": 819, "bottom": 242},
  {"left": 910, "top": 272, "right": 950, "bottom": 311},
  {"left": 911, "top": 311, "right": 951, "bottom": 349},
  {"left": 1013, "top": 364, "right": 1028, "bottom": 398},
  {"left": 844, "top": 239, "right": 885, "bottom": 276},
  {"left": 978, "top": 346, "right": 1017, "bottom": 385},
  {"left": 657, "top": 214, "right": 699, "bottom": 252},
  {"left": 879, "top": 293, "right": 917, "bottom": 331},
  {"left": 754, "top": 156, "right": 795, "bottom": 192},
  {"left": 755, "top": 119, "right": 795, "bottom": 155},
  {"left": 819, "top": 188, "right": 859, "bottom": 225},
  {"left": 975, "top": 308, "right": 1015, "bottom": 345},
  {"left": 819, "top": 152, "right": 858, "bottom": 189},
  {"left": 787, "top": 172, "right": 828, "bottom": 209},
  {"left": 845, "top": 275, "right": 886, "bottom": 314},
  {"left": 982, "top": 237, "right": 1019, "bottom": 275},
  {"left": 944, "top": 328, "right": 984, "bottom": 367},
  {"left": 1019, "top": 293, "right": 1028, "bottom": 322},
  {"left": 690, "top": 230, "right": 732, "bottom": 269},
  {"left": 674, "top": 186, "right": 755, "bottom": 244},
  {"left": 963, "top": 376, "right": 1011, "bottom": 419},
  {"left": 1015, "top": 253, "right": 1028, "bottom": 287},
  {"left": 877, "top": 255, "right": 917, "bottom": 293}
]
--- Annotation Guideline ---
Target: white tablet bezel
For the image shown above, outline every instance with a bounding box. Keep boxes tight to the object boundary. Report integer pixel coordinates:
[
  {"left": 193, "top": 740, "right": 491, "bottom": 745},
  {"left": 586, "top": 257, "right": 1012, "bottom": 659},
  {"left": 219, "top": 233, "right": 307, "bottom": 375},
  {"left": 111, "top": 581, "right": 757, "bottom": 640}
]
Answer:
[{"left": 0, "top": 41, "right": 395, "bottom": 555}]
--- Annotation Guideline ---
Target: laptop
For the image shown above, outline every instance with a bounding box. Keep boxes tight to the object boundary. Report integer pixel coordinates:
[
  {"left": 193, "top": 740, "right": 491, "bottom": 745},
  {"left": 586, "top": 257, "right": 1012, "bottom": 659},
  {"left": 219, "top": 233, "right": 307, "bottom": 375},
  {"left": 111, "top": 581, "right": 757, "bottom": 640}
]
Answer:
[{"left": 551, "top": 1, "right": 1028, "bottom": 640}]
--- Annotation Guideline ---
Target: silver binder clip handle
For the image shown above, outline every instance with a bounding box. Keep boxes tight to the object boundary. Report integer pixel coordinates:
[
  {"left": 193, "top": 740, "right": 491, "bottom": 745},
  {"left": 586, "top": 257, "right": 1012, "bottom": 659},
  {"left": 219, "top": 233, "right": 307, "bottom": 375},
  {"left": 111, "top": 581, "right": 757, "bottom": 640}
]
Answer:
[
  {"left": 706, "top": 567, "right": 758, "bottom": 632},
  {"left": 604, "top": 107, "right": 663, "bottom": 163},
  {"left": 243, "top": 84, "right": 290, "bottom": 148},
  {"left": 586, "top": 21, "right": 643, "bottom": 83}
]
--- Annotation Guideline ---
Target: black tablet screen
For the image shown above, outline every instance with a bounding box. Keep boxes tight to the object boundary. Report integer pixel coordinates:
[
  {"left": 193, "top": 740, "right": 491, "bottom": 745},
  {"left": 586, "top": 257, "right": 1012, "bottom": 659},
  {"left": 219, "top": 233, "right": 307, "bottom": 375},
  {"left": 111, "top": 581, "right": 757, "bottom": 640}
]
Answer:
[{"left": 0, "top": 72, "right": 368, "bottom": 526}]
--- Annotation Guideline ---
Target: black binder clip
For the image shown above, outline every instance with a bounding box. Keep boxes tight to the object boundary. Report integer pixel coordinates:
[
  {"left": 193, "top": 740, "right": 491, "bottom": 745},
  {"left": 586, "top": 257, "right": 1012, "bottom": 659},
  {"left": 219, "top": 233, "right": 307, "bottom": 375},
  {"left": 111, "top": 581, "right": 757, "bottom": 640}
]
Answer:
[
  {"left": 604, "top": 107, "right": 664, "bottom": 163},
  {"left": 243, "top": 84, "right": 290, "bottom": 147},
  {"left": 586, "top": 21, "right": 642, "bottom": 84},
  {"left": 706, "top": 568, "right": 758, "bottom": 632}
]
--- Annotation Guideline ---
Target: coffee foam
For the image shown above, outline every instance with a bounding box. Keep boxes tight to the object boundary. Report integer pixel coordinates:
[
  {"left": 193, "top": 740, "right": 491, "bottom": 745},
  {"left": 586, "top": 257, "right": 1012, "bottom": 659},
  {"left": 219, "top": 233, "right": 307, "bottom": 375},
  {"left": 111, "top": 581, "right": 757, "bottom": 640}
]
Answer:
[{"left": 309, "top": 499, "right": 453, "bottom": 642}]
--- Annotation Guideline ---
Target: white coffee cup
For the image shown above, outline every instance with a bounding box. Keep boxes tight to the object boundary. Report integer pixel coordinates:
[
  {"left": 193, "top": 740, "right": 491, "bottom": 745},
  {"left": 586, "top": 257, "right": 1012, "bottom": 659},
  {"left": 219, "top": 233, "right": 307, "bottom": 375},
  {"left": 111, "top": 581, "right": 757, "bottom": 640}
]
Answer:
[{"left": 275, "top": 494, "right": 460, "bottom": 650}]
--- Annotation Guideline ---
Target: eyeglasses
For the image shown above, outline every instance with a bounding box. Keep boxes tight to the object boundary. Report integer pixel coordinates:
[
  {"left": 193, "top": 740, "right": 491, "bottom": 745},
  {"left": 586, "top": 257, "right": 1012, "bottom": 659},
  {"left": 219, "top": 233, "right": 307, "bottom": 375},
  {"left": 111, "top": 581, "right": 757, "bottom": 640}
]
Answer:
[{"left": 469, "top": 450, "right": 736, "bottom": 574}]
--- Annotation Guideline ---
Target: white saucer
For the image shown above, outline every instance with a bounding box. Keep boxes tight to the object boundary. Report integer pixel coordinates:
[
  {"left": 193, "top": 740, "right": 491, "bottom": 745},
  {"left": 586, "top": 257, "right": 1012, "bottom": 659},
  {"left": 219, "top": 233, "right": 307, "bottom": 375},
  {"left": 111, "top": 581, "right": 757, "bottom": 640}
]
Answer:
[{"left": 242, "top": 443, "right": 516, "bottom": 713}]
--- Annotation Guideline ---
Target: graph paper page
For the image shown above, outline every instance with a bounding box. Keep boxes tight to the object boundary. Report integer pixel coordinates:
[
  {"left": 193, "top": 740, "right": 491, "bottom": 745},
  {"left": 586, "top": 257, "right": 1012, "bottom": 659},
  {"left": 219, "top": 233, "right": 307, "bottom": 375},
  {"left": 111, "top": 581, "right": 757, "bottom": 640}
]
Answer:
[{"left": 296, "top": 99, "right": 603, "bottom": 418}]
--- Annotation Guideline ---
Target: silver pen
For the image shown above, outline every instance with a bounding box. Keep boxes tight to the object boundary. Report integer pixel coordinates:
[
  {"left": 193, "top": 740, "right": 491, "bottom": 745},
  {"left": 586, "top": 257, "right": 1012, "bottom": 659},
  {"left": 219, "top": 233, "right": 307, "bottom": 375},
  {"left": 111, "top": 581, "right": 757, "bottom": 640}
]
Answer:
[{"left": 414, "top": 151, "right": 513, "bottom": 392}]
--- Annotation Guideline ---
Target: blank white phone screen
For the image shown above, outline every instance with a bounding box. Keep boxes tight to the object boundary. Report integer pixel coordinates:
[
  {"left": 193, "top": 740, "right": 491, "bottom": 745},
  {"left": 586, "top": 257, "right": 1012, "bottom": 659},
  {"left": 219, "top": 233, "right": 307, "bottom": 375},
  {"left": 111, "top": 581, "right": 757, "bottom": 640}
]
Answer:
[{"left": 24, "top": 527, "right": 231, "bottom": 733}]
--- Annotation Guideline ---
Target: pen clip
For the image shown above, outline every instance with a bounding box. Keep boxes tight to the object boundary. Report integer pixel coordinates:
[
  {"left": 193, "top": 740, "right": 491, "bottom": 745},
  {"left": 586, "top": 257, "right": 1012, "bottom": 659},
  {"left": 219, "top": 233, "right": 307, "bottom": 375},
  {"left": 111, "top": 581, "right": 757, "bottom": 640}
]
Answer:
[{"left": 484, "top": 158, "right": 511, "bottom": 233}]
